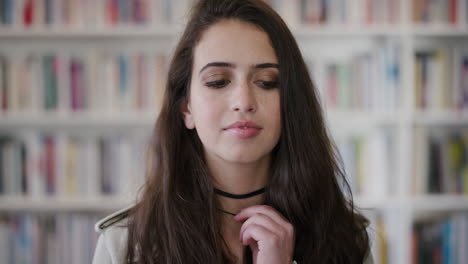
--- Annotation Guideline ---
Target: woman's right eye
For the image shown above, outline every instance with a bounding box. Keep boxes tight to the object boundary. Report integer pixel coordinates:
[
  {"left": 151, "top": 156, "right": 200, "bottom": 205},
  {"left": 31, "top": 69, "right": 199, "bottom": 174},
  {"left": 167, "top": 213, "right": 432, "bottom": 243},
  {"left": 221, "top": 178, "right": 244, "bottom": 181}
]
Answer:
[{"left": 205, "top": 80, "right": 230, "bottom": 88}]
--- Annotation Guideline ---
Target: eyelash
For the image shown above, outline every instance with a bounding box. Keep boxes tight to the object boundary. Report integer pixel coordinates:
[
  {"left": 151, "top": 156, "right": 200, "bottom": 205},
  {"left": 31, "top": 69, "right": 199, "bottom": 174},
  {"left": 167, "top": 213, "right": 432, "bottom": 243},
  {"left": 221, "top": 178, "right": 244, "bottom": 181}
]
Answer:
[
  {"left": 256, "top": 80, "right": 279, "bottom": 89},
  {"left": 206, "top": 80, "right": 230, "bottom": 88},
  {"left": 205, "top": 80, "right": 279, "bottom": 89}
]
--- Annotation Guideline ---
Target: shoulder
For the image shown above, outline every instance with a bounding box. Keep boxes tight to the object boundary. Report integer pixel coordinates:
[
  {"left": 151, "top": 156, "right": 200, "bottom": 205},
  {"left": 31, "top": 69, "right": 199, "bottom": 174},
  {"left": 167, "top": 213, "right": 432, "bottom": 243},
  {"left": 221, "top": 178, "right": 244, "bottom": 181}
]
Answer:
[
  {"left": 94, "top": 205, "right": 133, "bottom": 233},
  {"left": 92, "top": 205, "right": 134, "bottom": 264}
]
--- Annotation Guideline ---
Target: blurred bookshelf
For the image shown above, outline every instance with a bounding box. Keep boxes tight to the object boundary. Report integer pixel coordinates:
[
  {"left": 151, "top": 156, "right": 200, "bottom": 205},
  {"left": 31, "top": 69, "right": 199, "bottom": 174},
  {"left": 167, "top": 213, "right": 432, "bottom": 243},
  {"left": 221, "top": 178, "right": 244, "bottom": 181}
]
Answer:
[{"left": 0, "top": 0, "right": 467, "bottom": 263}]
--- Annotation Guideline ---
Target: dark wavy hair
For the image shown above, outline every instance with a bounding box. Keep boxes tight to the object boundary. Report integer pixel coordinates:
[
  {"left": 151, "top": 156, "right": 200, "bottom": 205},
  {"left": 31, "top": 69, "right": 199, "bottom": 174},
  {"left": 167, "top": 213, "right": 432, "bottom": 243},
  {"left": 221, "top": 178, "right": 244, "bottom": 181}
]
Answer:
[{"left": 126, "top": 0, "right": 370, "bottom": 263}]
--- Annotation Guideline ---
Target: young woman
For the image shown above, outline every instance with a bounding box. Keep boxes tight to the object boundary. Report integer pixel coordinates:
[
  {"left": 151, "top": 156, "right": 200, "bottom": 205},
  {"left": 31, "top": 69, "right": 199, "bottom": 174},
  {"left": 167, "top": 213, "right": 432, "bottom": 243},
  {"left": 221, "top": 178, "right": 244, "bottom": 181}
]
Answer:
[{"left": 92, "top": 0, "right": 374, "bottom": 263}]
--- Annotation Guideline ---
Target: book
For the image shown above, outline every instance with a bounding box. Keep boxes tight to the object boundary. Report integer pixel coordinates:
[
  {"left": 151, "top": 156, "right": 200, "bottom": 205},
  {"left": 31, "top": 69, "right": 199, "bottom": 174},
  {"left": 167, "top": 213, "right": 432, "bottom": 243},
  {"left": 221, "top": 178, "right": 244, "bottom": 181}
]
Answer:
[
  {"left": 300, "top": 0, "right": 401, "bottom": 26},
  {"left": 414, "top": 127, "right": 468, "bottom": 194},
  {"left": 335, "top": 129, "right": 394, "bottom": 197},
  {"left": 0, "top": 51, "right": 167, "bottom": 115},
  {"left": 414, "top": 47, "right": 468, "bottom": 111},
  {"left": 412, "top": 212, "right": 468, "bottom": 264},
  {"left": 412, "top": 0, "right": 464, "bottom": 25},
  {"left": 0, "top": 0, "right": 194, "bottom": 29},
  {"left": 310, "top": 41, "right": 400, "bottom": 112},
  {"left": 0, "top": 212, "right": 102, "bottom": 264},
  {"left": 0, "top": 133, "right": 148, "bottom": 198}
]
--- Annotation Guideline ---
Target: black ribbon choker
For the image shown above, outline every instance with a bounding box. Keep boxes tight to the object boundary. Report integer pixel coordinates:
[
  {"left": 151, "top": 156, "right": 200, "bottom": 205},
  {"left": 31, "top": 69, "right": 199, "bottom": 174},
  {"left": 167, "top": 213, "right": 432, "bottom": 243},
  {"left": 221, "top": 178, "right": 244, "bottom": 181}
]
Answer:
[{"left": 214, "top": 187, "right": 266, "bottom": 199}]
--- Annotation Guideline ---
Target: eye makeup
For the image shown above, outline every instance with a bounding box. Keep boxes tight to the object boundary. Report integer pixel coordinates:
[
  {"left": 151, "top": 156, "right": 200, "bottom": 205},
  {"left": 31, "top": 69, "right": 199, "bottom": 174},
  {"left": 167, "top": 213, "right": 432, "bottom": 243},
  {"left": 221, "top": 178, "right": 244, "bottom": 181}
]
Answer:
[
  {"left": 254, "top": 80, "right": 279, "bottom": 89},
  {"left": 253, "top": 70, "right": 279, "bottom": 89},
  {"left": 202, "top": 71, "right": 232, "bottom": 89},
  {"left": 199, "top": 66, "right": 280, "bottom": 90}
]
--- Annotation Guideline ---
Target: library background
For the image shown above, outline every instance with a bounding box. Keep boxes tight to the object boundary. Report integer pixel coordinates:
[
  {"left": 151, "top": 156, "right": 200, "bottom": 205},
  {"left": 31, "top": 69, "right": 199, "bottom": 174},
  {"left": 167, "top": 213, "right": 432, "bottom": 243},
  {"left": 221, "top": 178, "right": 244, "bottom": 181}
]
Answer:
[{"left": 0, "top": 0, "right": 467, "bottom": 263}]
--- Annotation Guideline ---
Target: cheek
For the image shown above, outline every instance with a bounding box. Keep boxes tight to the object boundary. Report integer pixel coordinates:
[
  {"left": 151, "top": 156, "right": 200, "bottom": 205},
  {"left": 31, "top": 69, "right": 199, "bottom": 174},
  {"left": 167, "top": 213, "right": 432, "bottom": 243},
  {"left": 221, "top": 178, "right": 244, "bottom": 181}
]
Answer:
[
  {"left": 273, "top": 101, "right": 282, "bottom": 137},
  {"left": 266, "top": 92, "right": 281, "bottom": 128},
  {"left": 192, "top": 97, "right": 224, "bottom": 133}
]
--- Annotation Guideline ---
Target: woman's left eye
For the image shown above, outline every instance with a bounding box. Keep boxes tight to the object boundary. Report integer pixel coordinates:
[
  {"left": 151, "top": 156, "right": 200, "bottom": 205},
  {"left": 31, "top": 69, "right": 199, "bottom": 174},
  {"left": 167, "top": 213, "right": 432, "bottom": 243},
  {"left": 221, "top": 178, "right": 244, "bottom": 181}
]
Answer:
[
  {"left": 255, "top": 80, "right": 279, "bottom": 89},
  {"left": 205, "top": 80, "right": 230, "bottom": 88}
]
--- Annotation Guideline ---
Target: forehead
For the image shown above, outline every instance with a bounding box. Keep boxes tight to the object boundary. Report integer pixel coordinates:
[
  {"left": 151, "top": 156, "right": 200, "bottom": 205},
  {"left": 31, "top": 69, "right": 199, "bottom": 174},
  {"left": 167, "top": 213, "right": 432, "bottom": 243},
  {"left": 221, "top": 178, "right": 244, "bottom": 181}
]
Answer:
[{"left": 193, "top": 19, "right": 278, "bottom": 69}]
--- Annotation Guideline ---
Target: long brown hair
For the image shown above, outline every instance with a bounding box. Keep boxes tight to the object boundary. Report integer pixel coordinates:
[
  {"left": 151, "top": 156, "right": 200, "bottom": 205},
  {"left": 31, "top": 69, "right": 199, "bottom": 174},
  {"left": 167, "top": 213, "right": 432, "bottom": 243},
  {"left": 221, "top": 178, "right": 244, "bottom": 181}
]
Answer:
[{"left": 127, "top": 0, "right": 370, "bottom": 263}]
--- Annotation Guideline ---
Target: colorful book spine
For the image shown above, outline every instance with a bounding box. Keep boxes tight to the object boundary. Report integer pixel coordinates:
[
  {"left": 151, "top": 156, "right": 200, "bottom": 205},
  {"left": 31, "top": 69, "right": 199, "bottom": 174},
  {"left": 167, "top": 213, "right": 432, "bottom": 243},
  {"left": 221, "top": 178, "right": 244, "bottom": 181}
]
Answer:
[
  {"left": 415, "top": 48, "right": 468, "bottom": 111},
  {"left": 335, "top": 129, "right": 393, "bottom": 197},
  {"left": 0, "top": 133, "right": 147, "bottom": 197},
  {"left": 311, "top": 41, "right": 400, "bottom": 111},
  {"left": 0, "top": 213, "right": 102, "bottom": 264},
  {"left": 300, "top": 0, "right": 401, "bottom": 25},
  {"left": 412, "top": 0, "right": 465, "bottom": 25},
  {"left": 412, "top": 213, "right": 468, "bottom": 264},
  {"left": 462, "top": 56, "right": 468, "bottom": 109},
  {"left": 0, "top": 56, "right": 6, "bottom": 112},
  {"left": 0, "top": 52, "right": 167, "bottom": 114},
  {"left": 422, "top": 129, "right": 468, "bottom": 194},
  {"left": 0, "top": 0, "right": 192, "bottom": 28}
]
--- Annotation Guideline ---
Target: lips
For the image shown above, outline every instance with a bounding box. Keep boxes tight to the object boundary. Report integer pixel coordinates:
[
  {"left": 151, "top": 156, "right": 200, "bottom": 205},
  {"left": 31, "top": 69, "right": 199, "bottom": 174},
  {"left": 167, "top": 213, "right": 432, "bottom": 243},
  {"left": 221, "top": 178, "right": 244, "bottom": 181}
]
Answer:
[
  {"left": 224, "top": 121, "right": 262, "bottom": 130},
  {"left": 224, "top": 121, "right": 262, "bottom": 139}
]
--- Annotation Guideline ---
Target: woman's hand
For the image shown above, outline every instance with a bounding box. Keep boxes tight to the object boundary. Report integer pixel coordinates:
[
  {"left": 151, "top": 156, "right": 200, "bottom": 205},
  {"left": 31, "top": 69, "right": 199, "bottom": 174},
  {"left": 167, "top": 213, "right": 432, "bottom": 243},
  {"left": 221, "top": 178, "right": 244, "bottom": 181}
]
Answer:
[{"left": 234, "top": 205, "right": 295, "bottom": 264}]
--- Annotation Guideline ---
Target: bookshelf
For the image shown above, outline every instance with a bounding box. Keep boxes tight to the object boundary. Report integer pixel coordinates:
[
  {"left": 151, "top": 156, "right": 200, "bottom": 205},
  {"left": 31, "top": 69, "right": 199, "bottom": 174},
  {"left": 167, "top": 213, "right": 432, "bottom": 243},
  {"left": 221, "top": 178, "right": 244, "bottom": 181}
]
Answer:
[{"left": 0, "top": 0, "right": 468, "bottom": 263}]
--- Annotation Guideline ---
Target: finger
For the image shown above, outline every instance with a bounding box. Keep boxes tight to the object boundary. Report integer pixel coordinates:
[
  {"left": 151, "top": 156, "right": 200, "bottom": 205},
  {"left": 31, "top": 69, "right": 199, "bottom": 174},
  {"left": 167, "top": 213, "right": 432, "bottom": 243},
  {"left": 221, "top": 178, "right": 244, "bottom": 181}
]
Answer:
[
  {"left": 239, "top": 212, "right": 284, "bottom": 242},
  {"left": 241, "top": 223, "right": 278, "bottom": 247},
  {"left": 236, "top": 205, "right": 295, "bottom": 245}
]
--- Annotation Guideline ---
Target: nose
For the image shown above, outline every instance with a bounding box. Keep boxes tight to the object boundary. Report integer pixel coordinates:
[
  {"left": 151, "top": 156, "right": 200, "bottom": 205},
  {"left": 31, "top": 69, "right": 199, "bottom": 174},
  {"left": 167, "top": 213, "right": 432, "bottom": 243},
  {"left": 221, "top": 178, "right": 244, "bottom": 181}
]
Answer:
[{"left": 232, "top": 81, "right": 257, "bottom": 113}]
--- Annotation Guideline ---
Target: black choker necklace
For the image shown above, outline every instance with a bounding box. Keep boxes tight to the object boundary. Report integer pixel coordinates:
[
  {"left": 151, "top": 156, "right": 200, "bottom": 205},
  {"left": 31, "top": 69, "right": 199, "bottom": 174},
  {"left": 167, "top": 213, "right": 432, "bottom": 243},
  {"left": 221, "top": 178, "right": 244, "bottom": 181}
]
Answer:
[
  {"left": 214, "top": 187, "right": 266, "bottom": 199},
  {"left": 217, "top": 208, "right": 237, "bottom": 216},
  {"left": 215, "top": 187, "right": 266, "bottom": 216}
]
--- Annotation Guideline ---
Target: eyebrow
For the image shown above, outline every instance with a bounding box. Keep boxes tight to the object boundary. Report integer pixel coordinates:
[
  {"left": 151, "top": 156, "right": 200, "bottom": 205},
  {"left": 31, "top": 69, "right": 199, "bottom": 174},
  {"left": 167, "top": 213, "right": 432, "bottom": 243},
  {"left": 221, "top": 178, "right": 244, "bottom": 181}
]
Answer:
[{"left": 198, "top": 62, "right": 279, "bottom": 75}]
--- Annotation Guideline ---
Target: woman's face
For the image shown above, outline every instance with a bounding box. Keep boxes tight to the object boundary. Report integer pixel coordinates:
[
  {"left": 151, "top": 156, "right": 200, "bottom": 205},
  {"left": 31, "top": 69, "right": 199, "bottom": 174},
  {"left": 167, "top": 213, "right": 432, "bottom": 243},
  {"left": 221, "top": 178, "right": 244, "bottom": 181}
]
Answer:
[{"left": 183, "top": 19, "right": 281, "bottom": 165}]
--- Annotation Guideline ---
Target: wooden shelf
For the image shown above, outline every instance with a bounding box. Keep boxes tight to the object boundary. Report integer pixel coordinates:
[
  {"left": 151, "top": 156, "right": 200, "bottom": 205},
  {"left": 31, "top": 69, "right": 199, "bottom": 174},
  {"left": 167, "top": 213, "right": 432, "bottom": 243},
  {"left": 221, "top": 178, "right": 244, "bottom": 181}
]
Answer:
[
  {"left": 0, "top": 26, "right": 182, "bottom": 39},
  {"left": 354, "top": 196, "right": 402, "bottom": 210},
  {"left": 293, "top": 25, "right": 404, "bottom": 37},
  {"left": 325, "top": 111, "right": 399, "bottom": 134},
  {"left": 0, "top": 196, "right": 133, "bottom": 212},
  {"left": 410, "top": 24, "right": 468, "bottom": 37},
  {"left": 410, "top": 195, "right": 468, "bottom": 211},
  {"left": 0, "top": 113, "right": 157, "bottom": 130},
  {"left": 413, "top": 110, "right": 468, "bottom": 126},
  {"left": 0, "top": 111, "right": 402, "bottom": 131},
  {"left": 0, "top": 195, "right": 408, "bottom": 212},
  {"left": 0, "top": 195, "right": 466, "bottom": 213},
  {"left": 1, "top": 25, "right": 466, "bottom": 39}
]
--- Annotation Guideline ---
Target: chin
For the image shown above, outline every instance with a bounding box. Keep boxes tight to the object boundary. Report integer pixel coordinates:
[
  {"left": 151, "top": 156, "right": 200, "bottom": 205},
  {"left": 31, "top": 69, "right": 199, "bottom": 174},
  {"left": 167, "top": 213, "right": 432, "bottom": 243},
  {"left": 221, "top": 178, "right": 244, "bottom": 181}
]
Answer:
[{"left": 222, "top": 151, "right": 270, "bottom": 164}]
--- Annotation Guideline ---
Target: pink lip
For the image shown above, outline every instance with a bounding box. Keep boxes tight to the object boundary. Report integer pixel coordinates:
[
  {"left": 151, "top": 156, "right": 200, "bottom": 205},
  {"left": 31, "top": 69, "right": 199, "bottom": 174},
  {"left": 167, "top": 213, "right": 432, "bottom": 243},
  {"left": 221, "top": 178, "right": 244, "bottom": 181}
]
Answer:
[{"left": 224, "top": 121, "right": 262, "bottom": 139}]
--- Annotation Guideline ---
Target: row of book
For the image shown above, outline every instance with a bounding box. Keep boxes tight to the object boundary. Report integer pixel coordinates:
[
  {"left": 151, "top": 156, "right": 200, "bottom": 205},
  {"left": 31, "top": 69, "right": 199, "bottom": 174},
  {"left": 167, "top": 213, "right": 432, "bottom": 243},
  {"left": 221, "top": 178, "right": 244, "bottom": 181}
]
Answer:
[
  {"left": 0, "top": 133, "right": 147, "bottom": 197},
  {"left": 0, "top": 0, "right": 191, "bottom": 29},
  {"left": 0, "top": 213, "right": 101, "bottom": 264},
  {"left": 298, "top": 0, "right": 401, "bottom": 25},
  {"left": 0, "top": 52, "right": 166, "bottom": 114},
  {"left": 3, "top": 0, "right": 467, "bottom": 30},
  {"left": 412, "top": 0, "right": 468, "bottom": 25},
  {"left": 267, "top": 0, "right": 468, "bottom": 26},
  {"left": 412, "top": 212, "right": 468, "bottom": 264},
  {"left": 0, "top": 44, "right": 402, "bottom": 115},
  {"left": 413, "top": 128, "right": 468, "bottom": 194},
  {"left": 0, "top": 212, "right": 395, "bottom": 264},
  {"left": 414, "top": 48, "right": 468, "bottom": 111},
  {"left": 309, "top": 41, "right": 400, "bottom": 111},
  {"left": 335, "top": 129, "right": 396, "bottom": 197}
]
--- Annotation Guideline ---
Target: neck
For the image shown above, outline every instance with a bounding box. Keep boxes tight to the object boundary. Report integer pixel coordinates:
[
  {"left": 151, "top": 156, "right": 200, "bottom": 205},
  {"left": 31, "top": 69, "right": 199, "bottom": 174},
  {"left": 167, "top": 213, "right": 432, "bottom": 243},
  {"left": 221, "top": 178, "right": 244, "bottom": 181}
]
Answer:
[
  {"left": 205, "top": 153, "right": 270, "bottom": 215},
  {"left": 205, "top": 152, "right": 270, "bottom": 263}
]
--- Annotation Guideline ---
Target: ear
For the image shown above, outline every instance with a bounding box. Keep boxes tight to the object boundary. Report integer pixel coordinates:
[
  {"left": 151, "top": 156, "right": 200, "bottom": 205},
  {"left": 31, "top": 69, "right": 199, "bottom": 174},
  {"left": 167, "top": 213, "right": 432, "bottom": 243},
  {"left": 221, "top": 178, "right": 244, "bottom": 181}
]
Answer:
[{"left": 181, "top": 99, "right": 195, "bottom": 130}]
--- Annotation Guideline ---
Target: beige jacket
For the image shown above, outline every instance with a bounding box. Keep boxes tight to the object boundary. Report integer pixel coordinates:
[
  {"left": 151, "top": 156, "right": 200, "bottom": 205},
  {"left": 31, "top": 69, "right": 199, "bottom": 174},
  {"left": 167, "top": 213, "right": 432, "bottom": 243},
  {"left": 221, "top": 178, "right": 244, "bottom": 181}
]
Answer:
[
  {"left": 93, "top": 206, "right": 132, "bottom": 264},
  {"left": 92, "top": 207, "right": 375, "bottom": 264}
]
